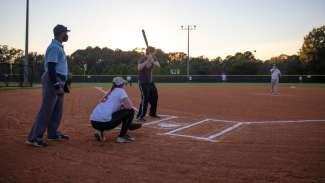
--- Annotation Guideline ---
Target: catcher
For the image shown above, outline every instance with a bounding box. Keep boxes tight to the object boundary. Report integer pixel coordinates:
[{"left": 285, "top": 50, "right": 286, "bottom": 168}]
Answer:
[{"left": 90, "top": 77, "right": 141, "bottom": 143}]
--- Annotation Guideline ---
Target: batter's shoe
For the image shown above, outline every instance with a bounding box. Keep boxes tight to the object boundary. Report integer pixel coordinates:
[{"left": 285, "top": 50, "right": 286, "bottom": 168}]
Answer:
[
  {"left": 124, "top": 134, "right": 135, "bottom": 141},
  {"left": 137, "top": 118, "right": 146, "bottom": 122},
  {"left": 25, "top": 139, "right": 48, "bottom": 147},
  {"left": 48, "top": 134, "right": 70, "bottom": 141}
]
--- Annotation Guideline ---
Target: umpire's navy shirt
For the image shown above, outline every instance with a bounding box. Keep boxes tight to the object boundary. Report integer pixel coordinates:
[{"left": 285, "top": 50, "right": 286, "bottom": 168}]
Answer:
[{"left": 44, "top": 39, "right": 68, "bottom": 77}]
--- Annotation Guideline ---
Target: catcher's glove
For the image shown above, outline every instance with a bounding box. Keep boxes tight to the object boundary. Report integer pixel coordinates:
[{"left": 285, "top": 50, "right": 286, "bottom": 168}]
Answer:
[{"left": 128, "top": 123, "right": 142, "bottom": 131}]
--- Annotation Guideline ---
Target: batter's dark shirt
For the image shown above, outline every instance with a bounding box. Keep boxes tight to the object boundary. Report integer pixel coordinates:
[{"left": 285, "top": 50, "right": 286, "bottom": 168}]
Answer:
[{"left": 138, "top": 57, "right": 153, "bottom": 84}]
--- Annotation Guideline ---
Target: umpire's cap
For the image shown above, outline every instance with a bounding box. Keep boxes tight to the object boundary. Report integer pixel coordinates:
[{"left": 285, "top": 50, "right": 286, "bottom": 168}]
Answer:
[{"left": 53, "top": 24, "right": 70, "bottom": 36}]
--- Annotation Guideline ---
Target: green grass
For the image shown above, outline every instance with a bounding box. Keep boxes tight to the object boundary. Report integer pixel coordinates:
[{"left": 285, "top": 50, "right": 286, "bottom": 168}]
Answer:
[
  {"left": 1, "top": 82, "right": 325, "bottom": 91},
  {"left": 70, "top": 82, "right": 325, "bottom": 88},
  {"left": 0, "top": 84, "right": 41, "bottom": 90}
]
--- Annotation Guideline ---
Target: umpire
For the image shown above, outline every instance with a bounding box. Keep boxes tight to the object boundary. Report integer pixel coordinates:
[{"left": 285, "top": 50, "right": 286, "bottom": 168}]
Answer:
[
  {"left": 136, "top": 47, "right": 160, "bottom": 121},
  {"left": 26, "top": 25, "right": 70, "bottom": 147}
]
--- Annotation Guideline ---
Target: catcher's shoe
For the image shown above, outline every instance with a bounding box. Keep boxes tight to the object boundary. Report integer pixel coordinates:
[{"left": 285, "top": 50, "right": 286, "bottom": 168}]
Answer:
[
  {"left": 116, "top": 135, "right": 134, "bottom": 143},
  {"left": 94, "top": 130, "right": 106, "bottom": 142}
]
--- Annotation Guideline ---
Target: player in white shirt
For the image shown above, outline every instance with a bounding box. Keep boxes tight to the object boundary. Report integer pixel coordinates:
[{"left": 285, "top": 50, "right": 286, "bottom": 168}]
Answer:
[
  {"left": 90, "top": 77, "right": 141, "bottom": 143},
  {"left": 270, "top": 65, "right": 282, "bottom": 94},
  {"left": 126, "top": 75, "right": 132, "bottom": 86},
  {"left": 221, "top": 72, "right": 227, "bottom": 82}
]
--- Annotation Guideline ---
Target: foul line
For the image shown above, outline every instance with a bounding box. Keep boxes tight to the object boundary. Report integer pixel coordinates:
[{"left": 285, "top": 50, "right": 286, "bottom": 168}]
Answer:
[
  {"left": 143, "top": 116, "right": 178, "bottom": 126},
  {"left": 207, "top": 118, "right": 325, "bottom": 125},
  {"left": 95, "top": 87, "right": 107, "bottom": 94},
  {"left": 243, "top": 119, "right": 325, "bottom": 124}
]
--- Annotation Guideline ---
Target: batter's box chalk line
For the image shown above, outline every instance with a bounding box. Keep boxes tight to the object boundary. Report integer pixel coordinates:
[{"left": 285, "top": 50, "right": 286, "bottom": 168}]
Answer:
[
  {"left": 157, "top": 122, "right": 183, "bottom": 128},
  {"left": 161, "top": 118, "right": 325, "bottom": 142},
  {"left": 161, "top": 119, "right": 243, "bottom": 142}
]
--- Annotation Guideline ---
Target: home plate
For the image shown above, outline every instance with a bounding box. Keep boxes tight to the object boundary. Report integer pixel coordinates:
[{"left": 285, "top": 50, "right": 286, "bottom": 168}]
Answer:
[{"left": 157, "top": 122, "right": 182, "bottom": 128}]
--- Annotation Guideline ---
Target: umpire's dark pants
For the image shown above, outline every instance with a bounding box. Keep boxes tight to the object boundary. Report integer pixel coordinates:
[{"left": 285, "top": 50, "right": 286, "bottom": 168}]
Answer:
[
  {"left": 91, "top": 109, "right": 135, "bottom": 137},
  {"left": 27, "top": 72, "right": 65, "bottom": 141},
  {"left": 137, "top": 82, "right": 158, "bottom": 118}
]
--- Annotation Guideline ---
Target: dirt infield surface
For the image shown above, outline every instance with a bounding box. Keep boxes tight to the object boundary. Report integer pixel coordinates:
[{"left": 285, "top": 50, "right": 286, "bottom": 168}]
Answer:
[{"left": 1, "top": 85, "right": 325, "bottom": 183}]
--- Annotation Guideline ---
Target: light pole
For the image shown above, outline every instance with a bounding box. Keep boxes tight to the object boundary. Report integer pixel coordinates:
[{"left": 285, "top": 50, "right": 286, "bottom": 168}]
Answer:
[
  {"left": 23, "top": 0, "right": 29, "bottom": 84},
  {"left": 181, "top": 25, "right": 196, "bottom": 79}
]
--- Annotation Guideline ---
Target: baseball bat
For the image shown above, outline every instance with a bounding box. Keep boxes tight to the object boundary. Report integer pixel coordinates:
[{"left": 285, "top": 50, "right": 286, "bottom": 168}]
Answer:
[{"left": 142, "top": 29, "right": 149, "bottom": 48}]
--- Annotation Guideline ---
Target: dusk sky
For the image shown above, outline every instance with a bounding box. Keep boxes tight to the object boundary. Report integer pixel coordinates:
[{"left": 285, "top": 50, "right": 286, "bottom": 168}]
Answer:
[{"left": 1, "top": 0, "right": 324, "bottom": 60}]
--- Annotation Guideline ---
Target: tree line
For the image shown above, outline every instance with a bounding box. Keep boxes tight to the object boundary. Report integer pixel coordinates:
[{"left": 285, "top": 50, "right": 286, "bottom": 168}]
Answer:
[{"left": 1, "top": 25, "right": 324, "bottom": 76}]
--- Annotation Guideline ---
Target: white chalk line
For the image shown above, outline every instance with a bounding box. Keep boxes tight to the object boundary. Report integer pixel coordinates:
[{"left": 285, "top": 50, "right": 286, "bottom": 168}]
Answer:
[
  {"left": 143, "top": 116, "right": 178, "bottom": 126},
  {"left": 113, "top": 116, "right": 177, "bottom": 130},
  {"left": 243, "top": 119, "right": 325, "bottom": 124},
  {"left": 206, "top": 118, "right": 237, "bottom": 123},
  {"left": 207, "top": 122, "right": 243, "bottom": 140},
  {"left": 163, "top": 119, "right": 211, "bottom": 135},
  {"left": 162, "top": 119, "right": 243, "bottom": 142},
  {"left": 94, "top": 87, "right": 107, "bottom": 94},
  {"left": 207, "top": 118, "right": 325, "bottom": 124},
  {"left": 159, "top": 133, "right": 217, "bottom": 142}
]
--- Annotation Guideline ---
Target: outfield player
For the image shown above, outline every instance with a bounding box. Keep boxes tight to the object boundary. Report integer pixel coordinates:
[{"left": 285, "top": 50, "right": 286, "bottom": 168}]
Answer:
[
  {"left": 26, "top": 25, "right": 70, "bottom": 147},
  {"left": 270, "top": 65, "right": 281, "bottom": 94},
  {"left": 221, "top": 72, "right": 227, "bottom": 82},
  {"left": 126, "top": 75, "right": 132, "bottom": 86},
  {"left": 136, "top": 47, "right": 160, "bottom": 121},
  {"left": 90, "top": 77, "right": 141, "bottom": 143}
]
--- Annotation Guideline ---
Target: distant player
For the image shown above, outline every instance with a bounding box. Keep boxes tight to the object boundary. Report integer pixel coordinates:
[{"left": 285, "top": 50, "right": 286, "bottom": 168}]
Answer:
[
  {"left": 270, "top": 65, "right": 281, "bottom": 94},
  {"left": 90, "top": 77, "right": 141, "bottom": 143},
  {"left": 136, "top": 47, "right": 160, "bottom": 121},
  {"left": 126, "top": 75, "right": 132, "bottom": 86},
  {"left": 221, "top": 72, "right": 227, "bottom": 82}
]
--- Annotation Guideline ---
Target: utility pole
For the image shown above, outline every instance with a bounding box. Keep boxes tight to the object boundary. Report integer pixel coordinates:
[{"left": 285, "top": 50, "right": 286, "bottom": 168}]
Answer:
[
  {"left": 24, "top": 0, "right": 29, "bottom": 84},
  {"left": 181, "top": 25, "right": 196, "bottom": 79}
]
